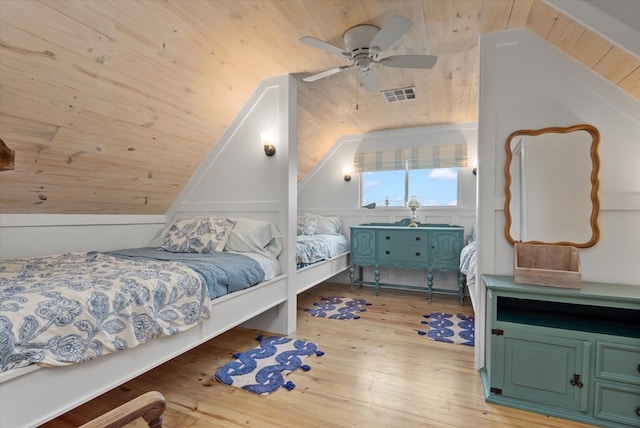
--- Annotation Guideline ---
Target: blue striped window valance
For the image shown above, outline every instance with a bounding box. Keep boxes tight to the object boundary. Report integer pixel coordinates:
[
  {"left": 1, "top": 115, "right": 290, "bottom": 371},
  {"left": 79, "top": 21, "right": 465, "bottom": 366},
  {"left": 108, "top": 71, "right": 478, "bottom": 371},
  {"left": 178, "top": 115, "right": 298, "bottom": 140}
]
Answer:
[{"left": 354, "top": 144, "right": 468, "bottom": 173}]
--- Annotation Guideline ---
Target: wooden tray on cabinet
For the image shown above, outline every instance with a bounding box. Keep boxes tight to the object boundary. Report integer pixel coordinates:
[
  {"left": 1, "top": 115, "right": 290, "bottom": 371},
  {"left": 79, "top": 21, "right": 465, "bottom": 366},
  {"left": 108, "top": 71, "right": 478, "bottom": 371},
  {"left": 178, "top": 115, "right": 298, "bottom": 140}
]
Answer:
[{"left": 514, "top": 243, "right": 581, "bottom": 289}]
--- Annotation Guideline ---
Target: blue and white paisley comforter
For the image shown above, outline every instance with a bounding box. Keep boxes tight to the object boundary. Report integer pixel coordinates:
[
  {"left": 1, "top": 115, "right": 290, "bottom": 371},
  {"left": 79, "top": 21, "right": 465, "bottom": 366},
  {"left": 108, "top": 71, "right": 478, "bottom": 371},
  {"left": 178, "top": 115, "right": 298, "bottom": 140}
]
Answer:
[
  {"left": 296, "top": 234, "right": 348, "bottom": 268},
  {"left": 0, "top": 251, "right": 212, "bottom": 373}
]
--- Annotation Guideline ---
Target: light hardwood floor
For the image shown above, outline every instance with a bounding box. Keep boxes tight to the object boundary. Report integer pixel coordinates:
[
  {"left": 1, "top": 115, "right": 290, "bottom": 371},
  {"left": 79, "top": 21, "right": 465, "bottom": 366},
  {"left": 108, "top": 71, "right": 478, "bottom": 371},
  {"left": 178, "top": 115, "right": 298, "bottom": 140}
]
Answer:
[{"left": 43, "top": 282, "right": 593, "bottom": 427}]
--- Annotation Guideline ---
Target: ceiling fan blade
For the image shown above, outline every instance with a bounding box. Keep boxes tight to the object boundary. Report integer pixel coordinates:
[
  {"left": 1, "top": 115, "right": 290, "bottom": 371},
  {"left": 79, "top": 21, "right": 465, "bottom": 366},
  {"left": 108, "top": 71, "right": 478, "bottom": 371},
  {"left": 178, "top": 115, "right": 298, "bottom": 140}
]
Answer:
[
  {"left": 369, "top": 15, "right": 413, "bottom": 52},
  {"left": 380, "top": 55, "right": 438, "bottom": 69},
  {"left": 361, "top": 69, "right": 379, "bottom": 92},
  {"left": 302, "top": 65, "right": 352, "bottom": 82},
  {"left": 299, "top": 36, "right": 348, "bottom": 57}
]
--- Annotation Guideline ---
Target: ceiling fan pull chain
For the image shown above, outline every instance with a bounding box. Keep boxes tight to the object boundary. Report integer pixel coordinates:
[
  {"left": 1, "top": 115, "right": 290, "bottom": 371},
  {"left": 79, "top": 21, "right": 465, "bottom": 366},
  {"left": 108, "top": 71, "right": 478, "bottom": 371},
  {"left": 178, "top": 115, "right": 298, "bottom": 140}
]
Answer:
[{"left": 355, "top": 69, "right": 359, "bottom": 110}]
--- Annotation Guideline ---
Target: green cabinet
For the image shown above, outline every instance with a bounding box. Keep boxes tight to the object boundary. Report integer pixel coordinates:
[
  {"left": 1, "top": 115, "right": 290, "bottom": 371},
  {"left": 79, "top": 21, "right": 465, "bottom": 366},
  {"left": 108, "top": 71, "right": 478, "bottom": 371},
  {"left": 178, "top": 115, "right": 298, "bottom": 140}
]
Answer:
[
  {"left": 491, "top": 331, "right": 590, "bottom": 411},
  {"left": 350, "top": 224, "right": 464, "bottom": 303},
  {"left": 484, "top": 275, "right": 640, "bottom": 427}
]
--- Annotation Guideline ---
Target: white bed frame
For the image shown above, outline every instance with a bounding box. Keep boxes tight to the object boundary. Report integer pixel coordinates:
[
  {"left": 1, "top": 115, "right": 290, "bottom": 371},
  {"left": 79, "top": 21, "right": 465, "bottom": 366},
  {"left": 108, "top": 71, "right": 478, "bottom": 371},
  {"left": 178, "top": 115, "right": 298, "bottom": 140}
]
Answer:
[
  {"left": 0, "top": 274, "right": 289, "bottom": 427},
  {"left": 295, "top": 251, "right": 350, "bottom": 295},
  {"left": 0, "top": 246, "right": 349, "bottom": 427},
  {"left": 0, "top": 248, "right": 350, "bottom": 427}
]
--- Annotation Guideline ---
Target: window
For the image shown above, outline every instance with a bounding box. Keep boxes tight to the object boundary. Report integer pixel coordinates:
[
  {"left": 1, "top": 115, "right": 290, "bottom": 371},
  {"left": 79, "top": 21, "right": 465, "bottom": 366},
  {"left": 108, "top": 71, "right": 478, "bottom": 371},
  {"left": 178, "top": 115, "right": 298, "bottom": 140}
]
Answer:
[
  {"left": 355, "top": 144, "right": 467, "bottom": 207},
  {"left": 362, "top": 167, "right": 459, "bottom": 207}
]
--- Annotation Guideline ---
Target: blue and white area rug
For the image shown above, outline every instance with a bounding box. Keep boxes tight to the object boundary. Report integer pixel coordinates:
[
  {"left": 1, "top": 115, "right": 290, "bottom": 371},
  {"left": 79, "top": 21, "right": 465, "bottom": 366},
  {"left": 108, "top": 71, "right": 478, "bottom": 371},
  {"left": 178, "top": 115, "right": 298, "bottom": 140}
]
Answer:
[
  {"left": 214, "top": 336, "right": 323, "bottom": 395},
  {"left": 417, "top": 312, "right": 475, "bottom": 346},
  {"left": 304, "top": 296, "right": 371, "bottom": 320}
]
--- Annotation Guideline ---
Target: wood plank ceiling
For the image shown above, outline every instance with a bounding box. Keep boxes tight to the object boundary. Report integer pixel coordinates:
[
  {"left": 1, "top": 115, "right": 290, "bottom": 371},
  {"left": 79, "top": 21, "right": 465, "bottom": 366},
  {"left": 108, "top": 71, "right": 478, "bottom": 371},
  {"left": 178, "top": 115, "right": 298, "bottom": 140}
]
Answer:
[{"left": 0, "top": 0, "right": 638, "bottom": 214}]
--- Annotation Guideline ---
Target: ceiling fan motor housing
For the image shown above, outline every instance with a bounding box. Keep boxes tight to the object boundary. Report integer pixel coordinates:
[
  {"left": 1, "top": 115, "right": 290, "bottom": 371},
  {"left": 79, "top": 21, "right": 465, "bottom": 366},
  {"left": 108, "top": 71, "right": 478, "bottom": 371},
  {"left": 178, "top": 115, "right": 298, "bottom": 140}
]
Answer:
[{"left": 343, "top": 24, "right": 380, "bottom": 70}]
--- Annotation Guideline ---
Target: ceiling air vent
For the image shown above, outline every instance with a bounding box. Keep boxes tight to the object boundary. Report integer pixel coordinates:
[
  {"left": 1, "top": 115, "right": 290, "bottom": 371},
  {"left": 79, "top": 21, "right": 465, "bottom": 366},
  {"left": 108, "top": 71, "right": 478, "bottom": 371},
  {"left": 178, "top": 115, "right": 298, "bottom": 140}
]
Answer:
[{"left": 381, "top": 86, "right": 416, "bottom": 103}]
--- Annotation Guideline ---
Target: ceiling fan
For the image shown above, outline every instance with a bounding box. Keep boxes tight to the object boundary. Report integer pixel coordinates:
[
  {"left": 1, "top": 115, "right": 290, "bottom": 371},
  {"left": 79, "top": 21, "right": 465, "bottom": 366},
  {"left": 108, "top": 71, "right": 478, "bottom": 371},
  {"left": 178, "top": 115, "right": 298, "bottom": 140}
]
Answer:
[{"left": 300, "top": 15, "right": 437, "bottom": 92}]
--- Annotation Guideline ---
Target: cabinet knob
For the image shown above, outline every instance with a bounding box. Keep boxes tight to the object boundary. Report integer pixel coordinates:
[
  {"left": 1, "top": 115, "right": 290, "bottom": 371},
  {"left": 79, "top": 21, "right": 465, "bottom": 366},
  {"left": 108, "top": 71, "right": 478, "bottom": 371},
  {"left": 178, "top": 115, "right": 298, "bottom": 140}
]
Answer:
[
  {"left": 415, "top": 252, "right": 421, "bottom": 257},
  {"left": 385, "top": 236, "right": 391, "bottom": 240},
  {"left": 569, "top": 373, "right": 583, "bottom": 389},
  {"left": 385, "top": 250, "right": 390, "bottom": 255},
  {"left": 415, "top": 236, "right": 421, "bottom": 241},
  {"left": 636, "top": 405, "right": 640, "bottom": 417}
]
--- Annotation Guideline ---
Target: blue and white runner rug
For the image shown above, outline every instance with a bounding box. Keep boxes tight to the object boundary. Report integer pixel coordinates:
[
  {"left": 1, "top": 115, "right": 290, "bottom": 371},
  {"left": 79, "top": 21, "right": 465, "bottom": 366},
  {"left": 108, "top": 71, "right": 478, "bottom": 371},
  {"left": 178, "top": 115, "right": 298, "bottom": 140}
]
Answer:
[
  {"left": 417, "top": 312, "right": 475, "bottom": 346},
  {"left": 214, "top": 336, "right": 323, "bottom": 395},
  {"left": 304, "top": 296, "right": 371, "bottom": 320}
]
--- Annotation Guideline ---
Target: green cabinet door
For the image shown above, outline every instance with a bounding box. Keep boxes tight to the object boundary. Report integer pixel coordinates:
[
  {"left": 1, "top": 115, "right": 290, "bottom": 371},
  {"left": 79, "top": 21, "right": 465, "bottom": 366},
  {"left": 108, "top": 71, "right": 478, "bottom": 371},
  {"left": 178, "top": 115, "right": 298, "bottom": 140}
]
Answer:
[
  {"left": 429, "top": 229, "right": 462, "bottom": 270},
  {"left": 350, "top": 228, "right": 376, "bottom": 264},
  {"left": 492, "top": 330, "right": 590, "bottom": 412}
]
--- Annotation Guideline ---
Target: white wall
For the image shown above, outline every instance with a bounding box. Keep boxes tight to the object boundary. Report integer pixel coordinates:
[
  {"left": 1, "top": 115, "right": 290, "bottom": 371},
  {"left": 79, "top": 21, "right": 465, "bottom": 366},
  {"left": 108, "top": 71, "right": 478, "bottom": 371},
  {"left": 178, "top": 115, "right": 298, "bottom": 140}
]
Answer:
[
  {"left": 168, "top": 74, "right": 298, "bottom": 334},
  {"left": 298, "top": 123, "right": 478, "bottom": 293},
  {"left": 476, "top": 28, "right": 640, "bottom": 369},
  {"left": 0, "top": 214, "right": 165, "bottom": 259},
  {"left": 167, "top": 75, "right": 296, "bottom": 247}
]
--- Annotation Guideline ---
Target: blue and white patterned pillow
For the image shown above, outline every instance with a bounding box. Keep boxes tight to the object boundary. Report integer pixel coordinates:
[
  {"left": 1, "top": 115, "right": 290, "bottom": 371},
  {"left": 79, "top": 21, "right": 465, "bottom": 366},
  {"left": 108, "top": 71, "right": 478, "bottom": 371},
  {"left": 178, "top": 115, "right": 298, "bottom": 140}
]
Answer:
[
  {"left": 162, "top": 216, "right": 235, "bottom": 253},
  {"left": 297, "top": 214, "right": 318, "bottom": 236}
]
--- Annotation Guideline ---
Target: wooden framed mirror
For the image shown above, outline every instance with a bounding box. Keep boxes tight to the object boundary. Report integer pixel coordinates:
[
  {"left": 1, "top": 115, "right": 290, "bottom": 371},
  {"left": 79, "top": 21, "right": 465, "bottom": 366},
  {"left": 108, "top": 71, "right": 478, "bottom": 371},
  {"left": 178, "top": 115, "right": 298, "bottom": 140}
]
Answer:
[{"left": 504, "top": 124, "right": 600, "bottom": 248}]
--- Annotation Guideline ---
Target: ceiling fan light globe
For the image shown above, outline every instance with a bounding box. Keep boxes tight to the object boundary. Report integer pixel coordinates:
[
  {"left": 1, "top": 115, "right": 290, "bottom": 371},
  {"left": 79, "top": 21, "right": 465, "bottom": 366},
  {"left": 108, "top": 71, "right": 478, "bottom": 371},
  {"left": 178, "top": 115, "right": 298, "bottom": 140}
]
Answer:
[
  {"left": 361, "top": 70, "right": 380, "bottom": 92},
  {"left": 356, "top": 57, "right": 372, "bottom": 71}
]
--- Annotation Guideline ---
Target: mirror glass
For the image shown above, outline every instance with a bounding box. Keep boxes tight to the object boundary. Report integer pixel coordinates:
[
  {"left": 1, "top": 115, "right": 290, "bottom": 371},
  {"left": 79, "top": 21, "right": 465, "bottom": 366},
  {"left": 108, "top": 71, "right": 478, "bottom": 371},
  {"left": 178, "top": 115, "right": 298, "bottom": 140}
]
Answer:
[{"left": 504, "top": 124, "right": 600, "bottom": 248}]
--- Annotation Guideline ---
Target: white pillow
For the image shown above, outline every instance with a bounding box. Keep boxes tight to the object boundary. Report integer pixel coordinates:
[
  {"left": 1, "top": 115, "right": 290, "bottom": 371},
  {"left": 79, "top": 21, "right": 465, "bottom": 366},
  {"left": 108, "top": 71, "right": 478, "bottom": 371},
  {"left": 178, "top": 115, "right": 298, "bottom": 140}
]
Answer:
[
  {"left": 224, "top": 218, "right": 283, "bottom": 259},
  {"left": 161, "top": 216, "right": 235, "bottom": 253},
  {"left": 314, "top": 215, "right": 342, "bottom": 235}
]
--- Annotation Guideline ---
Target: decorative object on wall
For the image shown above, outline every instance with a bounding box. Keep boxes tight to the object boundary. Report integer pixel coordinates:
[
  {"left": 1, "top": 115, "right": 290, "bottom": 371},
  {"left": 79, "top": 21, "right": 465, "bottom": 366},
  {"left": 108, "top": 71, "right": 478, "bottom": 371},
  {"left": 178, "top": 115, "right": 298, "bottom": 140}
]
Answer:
[
  {"left": 260, "top": 131, "right": 276, "bottom": 157},
  {"left": 417, "top": 312, "right": 475, "bottom": 346},
  {"left": 407, "top": 195, "right": 420, "bottom": 227},
  {"left": 303, "top": 296, "right": 371, "bottom": 320},
  {"left": 504, "top": 124, "right": 600, "bottom": 248},
  {"left": 214, "top": 335, "right": 323, "bottom": 395},
  {"left": 0, "top": 138, "right": 15, "bottom": 171}
]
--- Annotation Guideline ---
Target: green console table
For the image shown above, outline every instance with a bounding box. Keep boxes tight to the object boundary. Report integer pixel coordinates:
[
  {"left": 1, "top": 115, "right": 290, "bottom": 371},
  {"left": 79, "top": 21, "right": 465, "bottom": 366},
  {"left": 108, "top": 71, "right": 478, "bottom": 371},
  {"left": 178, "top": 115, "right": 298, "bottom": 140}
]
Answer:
[
  {"left": 349, "top": 222, "right": 465, "bottom": 303},
  {"left": 484, "top": 275, "right": 640, "bottom": 428}
]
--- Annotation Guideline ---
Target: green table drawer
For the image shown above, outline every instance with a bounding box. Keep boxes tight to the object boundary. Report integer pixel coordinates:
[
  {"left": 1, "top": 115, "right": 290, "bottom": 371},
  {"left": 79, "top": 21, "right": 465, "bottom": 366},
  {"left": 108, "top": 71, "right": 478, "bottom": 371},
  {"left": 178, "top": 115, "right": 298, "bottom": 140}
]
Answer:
[
  {"left": 596, "top": 342, "right": 640, "bottom": 385},
  {"left": 594, "top": 381, "right": 640, "bottom": 426},
  {"left": 377, "top": 244, "right": 428, "bottom": 264}
]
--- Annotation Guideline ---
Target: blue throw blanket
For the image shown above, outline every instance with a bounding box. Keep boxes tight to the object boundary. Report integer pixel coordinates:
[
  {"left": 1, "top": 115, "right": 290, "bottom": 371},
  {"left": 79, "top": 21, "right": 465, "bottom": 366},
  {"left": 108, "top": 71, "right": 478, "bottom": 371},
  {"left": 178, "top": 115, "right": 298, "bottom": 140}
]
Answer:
[{"left": 107, "top": 248, "right": 265, "bottom": 299}]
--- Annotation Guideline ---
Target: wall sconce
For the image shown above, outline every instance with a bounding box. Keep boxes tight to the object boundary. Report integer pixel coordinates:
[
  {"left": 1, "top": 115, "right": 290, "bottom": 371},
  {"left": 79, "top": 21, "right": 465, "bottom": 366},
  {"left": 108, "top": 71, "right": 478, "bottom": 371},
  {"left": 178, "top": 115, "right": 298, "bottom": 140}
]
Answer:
[
  {"left": 260, "top": 131, "right": 276, "bottom": 157},
  {"left": 343, "top": 166, "right": 352, "bottom": 182},
  {"left": 407, "top": 195, "right": 420, "bottom": 227}
]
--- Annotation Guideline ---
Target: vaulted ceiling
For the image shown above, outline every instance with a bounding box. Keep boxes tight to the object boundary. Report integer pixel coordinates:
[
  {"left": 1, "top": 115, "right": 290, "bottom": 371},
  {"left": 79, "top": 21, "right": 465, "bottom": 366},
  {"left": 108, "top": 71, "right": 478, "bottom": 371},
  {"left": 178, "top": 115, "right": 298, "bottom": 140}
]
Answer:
[{"left": 0, "top": 0, "right": 638, "bottom": 214}]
